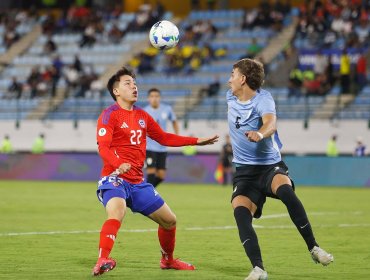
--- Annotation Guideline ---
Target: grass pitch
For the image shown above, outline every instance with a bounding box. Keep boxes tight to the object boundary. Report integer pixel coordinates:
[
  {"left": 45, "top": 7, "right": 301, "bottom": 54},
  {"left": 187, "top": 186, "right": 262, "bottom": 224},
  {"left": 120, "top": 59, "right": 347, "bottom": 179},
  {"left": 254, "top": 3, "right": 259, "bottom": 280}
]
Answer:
[{"left": 0, "top": 181, "right": 369, "bottom": 280}]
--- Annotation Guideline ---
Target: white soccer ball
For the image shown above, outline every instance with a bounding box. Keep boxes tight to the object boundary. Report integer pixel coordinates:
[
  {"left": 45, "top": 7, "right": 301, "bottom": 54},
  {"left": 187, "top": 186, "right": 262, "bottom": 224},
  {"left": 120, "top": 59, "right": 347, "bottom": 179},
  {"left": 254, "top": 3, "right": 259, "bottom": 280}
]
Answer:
[{"left": 149, "top": 20, "right": 179, "bottom": 50}]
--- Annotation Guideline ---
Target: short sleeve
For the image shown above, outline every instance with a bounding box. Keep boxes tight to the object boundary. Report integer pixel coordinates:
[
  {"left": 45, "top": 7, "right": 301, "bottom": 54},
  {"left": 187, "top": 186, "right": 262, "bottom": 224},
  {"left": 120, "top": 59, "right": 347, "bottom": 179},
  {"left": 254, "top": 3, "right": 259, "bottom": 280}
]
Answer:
[{"left": 255, "top": 92, "right": 276, "bottom": 116}]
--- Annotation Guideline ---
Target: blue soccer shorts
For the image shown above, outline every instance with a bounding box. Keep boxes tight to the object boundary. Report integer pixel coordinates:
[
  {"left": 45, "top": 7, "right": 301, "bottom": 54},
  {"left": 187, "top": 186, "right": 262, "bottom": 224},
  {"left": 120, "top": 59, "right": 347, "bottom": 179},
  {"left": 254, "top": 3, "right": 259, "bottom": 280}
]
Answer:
[{"left": 96, "top": 175, "right": 164, "bottom": 216}]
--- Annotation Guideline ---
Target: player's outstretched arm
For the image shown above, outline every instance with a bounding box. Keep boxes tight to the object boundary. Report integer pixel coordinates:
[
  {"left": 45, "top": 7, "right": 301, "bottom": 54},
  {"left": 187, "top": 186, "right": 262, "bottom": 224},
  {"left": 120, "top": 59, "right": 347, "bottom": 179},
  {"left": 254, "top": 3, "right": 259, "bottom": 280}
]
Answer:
[{"left": 196, "top": 135, "right": 219, "bottom": 146}]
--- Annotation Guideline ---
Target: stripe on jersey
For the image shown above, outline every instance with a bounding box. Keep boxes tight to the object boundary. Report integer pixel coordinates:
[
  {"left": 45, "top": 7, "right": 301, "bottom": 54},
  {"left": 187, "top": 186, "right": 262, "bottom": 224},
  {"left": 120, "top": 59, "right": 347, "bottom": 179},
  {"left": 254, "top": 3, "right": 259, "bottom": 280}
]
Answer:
[{"left": 103, "top": 104, "right": 120, "bottom": 125}]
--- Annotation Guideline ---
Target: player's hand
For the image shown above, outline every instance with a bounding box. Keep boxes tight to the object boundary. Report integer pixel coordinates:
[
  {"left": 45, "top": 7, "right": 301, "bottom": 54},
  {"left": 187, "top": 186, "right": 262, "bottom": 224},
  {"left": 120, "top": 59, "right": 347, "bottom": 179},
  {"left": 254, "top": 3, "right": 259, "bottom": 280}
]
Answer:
[
  {"left": 117, "top": 163, "right": 131, "bottom": 174},
  {"left": 245, "top": 131, "right": 263, "bottom": 142},
  {"left": 196, "top": 135, "right": 219, "bottom": 145}
]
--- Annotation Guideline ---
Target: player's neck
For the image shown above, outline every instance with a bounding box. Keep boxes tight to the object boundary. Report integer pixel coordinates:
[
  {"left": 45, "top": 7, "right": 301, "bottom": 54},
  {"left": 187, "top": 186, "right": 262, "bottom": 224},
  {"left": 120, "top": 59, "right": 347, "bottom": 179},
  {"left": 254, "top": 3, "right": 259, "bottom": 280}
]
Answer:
[
  {"left": 116, "top": 100, "right": 134, "bottom": 111},
  {"left": 238, "top": 88, "right": 256, "bottom": 102}
]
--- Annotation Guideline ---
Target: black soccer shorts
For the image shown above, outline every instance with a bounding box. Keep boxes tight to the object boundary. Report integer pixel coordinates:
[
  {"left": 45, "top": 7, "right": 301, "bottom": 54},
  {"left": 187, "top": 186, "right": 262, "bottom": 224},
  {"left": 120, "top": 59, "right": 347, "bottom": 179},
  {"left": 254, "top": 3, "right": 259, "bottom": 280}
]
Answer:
[
  {"left": 146, "top": 151, "right": 168, "bottom": 169},
  {"left": 231, "top": 161, "right": 295, "bottom": 219}
]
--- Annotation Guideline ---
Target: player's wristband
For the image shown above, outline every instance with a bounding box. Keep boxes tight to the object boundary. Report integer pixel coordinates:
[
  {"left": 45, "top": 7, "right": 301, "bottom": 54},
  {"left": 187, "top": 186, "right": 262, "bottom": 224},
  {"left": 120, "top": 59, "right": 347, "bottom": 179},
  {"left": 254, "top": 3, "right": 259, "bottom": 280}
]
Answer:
[{"left": 256, "top": 132, "right": 264, "bottom": 140}]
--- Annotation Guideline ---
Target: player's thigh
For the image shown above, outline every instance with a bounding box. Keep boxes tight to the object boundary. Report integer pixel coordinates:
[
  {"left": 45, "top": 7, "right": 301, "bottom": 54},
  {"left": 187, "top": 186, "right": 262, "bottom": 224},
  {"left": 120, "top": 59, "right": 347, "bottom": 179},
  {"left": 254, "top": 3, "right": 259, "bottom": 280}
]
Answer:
[
  {"left": 105, "top": 197, "right": 127, "bottom": 222},
  {"left": 148, "top": 202, "right": 176, "bottom": 229},
  {"left": 231, "top": 195, "right": 257, "bottom": 215},
  {"left": 271, "top": 173, "right": 292, "bottom": 195}
]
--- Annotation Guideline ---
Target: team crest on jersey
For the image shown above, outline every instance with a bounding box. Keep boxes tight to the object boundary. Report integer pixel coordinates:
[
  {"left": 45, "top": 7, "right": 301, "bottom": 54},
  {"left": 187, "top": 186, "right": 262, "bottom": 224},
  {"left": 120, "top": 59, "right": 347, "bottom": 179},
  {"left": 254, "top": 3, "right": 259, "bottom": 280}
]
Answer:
[
  {"left": 138, "top": 119, "right": 146, "bottom": 128},
  {"left": 161, "top": 112, "right": 167, "bottom": 119},
  {"left": 98, "top": 128, "right": 106, "bottom": 136}
]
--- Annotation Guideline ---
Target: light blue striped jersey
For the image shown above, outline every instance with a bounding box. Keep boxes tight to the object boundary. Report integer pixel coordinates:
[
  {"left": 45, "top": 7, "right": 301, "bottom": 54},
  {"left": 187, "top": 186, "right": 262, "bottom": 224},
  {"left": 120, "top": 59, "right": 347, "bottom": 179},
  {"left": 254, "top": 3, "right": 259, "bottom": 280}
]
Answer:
[
  {"left": 143, "top": 103, "right": 177, "bottom": 152},
  {"left": 227, "top": 88, "right": 282, "bottom": 165}
]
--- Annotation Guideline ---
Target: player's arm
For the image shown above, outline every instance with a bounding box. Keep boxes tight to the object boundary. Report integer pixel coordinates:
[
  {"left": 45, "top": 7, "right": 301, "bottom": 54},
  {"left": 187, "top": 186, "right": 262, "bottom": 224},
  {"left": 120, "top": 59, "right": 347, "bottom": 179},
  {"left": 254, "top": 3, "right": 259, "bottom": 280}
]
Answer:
[
  {"left": 147, "top": 114, "right": 218, "bottom": 146},
  {"left": 97, "top": 113, "right": 131, "bottom": 173},
  {"left": 246, "top": 113, "right": 276, "bottom": 142},
  {"left": 169, "top": 106, "right": 179, "bottom": 134},
  {"left": 172, "top": 120, "right": 179, "bottom": 134}
]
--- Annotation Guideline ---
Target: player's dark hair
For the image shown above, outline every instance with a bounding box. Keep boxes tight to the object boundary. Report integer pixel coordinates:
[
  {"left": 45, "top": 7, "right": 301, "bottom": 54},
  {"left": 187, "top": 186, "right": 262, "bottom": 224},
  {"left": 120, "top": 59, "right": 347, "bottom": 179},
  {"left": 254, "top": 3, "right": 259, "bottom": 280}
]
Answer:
[
  {"left": 147, "top": 88, "right": 161, "bottom": 96},
  {"left": 107, "top": 67, "right": 136, "bottom": 100},
  {"left": 233, "top": 58, "right": 264, "bottom": 91}
]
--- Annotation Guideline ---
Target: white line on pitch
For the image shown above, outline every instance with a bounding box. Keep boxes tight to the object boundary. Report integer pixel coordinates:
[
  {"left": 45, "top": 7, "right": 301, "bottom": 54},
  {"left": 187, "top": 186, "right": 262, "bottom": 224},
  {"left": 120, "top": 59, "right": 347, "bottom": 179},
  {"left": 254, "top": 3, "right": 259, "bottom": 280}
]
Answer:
[{"left": 0, "top": 211, "right": 364, "bottom": 237}]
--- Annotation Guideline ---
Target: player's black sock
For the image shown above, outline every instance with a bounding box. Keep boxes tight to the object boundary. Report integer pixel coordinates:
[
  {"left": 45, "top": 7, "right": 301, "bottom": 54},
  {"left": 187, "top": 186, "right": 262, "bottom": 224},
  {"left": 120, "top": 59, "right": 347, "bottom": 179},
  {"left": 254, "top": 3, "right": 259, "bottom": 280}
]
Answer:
[
  {"left": 154, "top": 176, "right": 163, "bottom": 188},
  {"left": 234, "top": 206, "right": 264, "bottom": 270},
  {"left": 147, "top": 174, "right": 156, "bottom": 186},
  {"left": 276, "top": 184, "right": 319, "bottom": 251}
]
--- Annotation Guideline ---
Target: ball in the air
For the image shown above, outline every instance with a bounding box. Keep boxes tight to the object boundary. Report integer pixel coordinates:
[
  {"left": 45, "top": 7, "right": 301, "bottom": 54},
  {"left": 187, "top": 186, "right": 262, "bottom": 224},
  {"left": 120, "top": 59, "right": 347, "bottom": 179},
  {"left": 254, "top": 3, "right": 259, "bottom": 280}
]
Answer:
[{"left": 149, "top": 20, "right": 179, "bottom": 50}]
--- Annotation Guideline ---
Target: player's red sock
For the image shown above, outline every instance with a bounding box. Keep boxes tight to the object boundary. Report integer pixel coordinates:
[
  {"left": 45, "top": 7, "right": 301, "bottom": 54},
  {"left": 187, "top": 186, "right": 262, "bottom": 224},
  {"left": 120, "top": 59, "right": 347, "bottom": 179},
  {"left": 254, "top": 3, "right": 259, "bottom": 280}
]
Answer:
[
  {"left": 158, "top": 226, "right": 176, "bottom": 261},
  {"left": 98, "top": 219, "right": 121, "bottom": 258}
]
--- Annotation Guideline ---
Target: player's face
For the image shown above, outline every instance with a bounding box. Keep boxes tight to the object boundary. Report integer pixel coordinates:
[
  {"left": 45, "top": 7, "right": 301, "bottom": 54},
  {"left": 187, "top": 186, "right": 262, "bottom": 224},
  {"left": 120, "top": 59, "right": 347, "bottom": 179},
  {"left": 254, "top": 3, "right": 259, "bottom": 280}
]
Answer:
[
  {"left": 228, "top": 68, "right": 245, "bottom": 96},
  {"left": 148, "top": 91, "right": 161, "bottom": 108},
  {"left": 114, "top": 75, "right": 138, "bottom": 103}
]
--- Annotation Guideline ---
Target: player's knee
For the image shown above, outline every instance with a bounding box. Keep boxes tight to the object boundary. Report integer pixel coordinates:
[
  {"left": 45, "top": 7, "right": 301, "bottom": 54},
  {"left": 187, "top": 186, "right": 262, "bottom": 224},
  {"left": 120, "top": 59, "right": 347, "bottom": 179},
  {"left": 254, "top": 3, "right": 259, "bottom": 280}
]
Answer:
[
  {"left": 276, "top": 184, "right": 299, "bottom": 206},
  {"left": 161, "top": 213, "right": 177, "bottom": 229},
  {"left": 106, "top": 206, "right": 126, "bottom": 222}
]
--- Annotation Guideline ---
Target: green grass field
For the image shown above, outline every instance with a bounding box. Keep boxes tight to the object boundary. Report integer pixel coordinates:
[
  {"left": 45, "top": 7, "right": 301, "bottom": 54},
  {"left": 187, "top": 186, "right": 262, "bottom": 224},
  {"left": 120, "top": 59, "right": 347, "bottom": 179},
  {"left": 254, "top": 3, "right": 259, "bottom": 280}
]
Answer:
[{"left": 1, "top": 181, "right": 370, "bottom": 280}]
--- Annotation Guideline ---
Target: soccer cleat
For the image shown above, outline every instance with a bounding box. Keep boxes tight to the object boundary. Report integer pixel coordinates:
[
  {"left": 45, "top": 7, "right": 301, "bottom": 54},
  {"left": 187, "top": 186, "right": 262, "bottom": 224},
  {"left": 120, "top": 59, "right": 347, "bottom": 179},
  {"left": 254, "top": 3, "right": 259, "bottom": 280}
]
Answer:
[
  {"left": 245, "top": 266, "right": 268, "bottom": 280},
  {"left": 160, "top": 258, "right": 195, "bottom": 270},
  {"left": 310, "top": 246, "right": 334, "bottom": 266},
  {"left": 92, "top": 257, "right": 116, "bottom": 276}
]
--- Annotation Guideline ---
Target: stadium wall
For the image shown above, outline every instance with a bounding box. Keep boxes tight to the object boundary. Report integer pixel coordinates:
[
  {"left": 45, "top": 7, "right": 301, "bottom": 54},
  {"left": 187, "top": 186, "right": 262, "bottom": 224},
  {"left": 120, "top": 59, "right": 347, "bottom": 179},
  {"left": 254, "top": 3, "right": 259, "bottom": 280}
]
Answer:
[
  {"left": 0, "top": 153, "right": 369, "bottom": 187},
  {"left": 0, "top": 119, "right": 369, "bottom": 154}
]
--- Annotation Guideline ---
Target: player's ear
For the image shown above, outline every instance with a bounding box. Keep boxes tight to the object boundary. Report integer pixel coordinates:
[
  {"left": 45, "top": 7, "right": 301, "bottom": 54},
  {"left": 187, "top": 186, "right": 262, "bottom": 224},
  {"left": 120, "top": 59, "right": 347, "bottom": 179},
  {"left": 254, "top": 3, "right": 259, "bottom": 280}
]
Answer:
[
  {"left": 241, "top": 74, "right": 247, "bottom": 86},
  {"left": 113, "top": 87, "right": 119, "bottom": 96}
]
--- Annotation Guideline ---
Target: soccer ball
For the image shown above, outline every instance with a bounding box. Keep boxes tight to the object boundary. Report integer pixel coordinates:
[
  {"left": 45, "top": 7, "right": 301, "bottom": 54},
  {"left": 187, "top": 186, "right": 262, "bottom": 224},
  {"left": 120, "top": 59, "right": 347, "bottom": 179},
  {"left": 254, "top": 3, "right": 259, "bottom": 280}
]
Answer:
[{"left": 149, "top": 20, "right": 179, "bottom": 50}]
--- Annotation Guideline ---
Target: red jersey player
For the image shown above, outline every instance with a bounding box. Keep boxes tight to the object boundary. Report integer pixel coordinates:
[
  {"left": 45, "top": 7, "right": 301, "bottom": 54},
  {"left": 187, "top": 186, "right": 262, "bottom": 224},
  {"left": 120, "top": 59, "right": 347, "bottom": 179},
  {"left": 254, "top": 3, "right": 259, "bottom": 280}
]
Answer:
[{"left": 92, "top": 67, "right": 219, "bottom": 276}]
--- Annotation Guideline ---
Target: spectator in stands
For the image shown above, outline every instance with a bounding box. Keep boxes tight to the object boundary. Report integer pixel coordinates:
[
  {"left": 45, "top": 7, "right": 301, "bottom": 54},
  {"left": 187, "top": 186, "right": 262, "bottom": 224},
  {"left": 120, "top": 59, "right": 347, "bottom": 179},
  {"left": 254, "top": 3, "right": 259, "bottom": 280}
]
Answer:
[
  {"left": 303, "top": 73, "right": 330, "bottom": 96},
  {"left": 64, "top": 65, "right": 79, "bottom": 97},
  {"left": 0, "top": 135, "right": 13, "bottom": 154},
  {"left": 75, "top": 67, "right": 95, "bottom": 98},
  {"left": 199, "top": 76, "right": 220, "bottom": 98},
  {"left": 313, "top": 50, "right": 328, "bottom": 75},
  {"left": 73, "top": 55, "right": 83, "bottom": 73},
  {"left": 353, "top": 137, "right": 366, "bottom": 157},
  {"left": 355, "top": 17, "right": 369, "bottom": 45},
  {"left": 288, "top": 66, "right": 303, "bottom": 98},
  {"left": 339, "top": 49, "right": 351, "bottom": 94},
  {"left": 241, "top": 7, "right": 258, "bottom": 30},
  {"left": 244, "top": 38, "right": 263, "bottom": 59},
  {"left": 7, "top": 77, "right": 23, "bottom": 99},
  {"left": 80, "top": 23, "right": 96, "bottom": 48},
  {"left": 355, "top": 51, "right": 367, "bottom": 93},
  {"left": 3, "top": 26, "right": 20, "bottom": 49},
  {"left": 31, "top": 134, "right": 45, "bottom": 154},
  {"left": 326, "top": 54, "right": 336, "bottom": 88},
  {"left": 108, "top": 23, "right": 124, "bottom": 44},
  {"left": 27, "top": 67, "right": 41, "bottom": 99},
  {"left": 326, "top": 135, "right": 339, "bottom": 157},
  {"left": 43, "top": 36, "right": 57, "bottom": 55},
  {"left": 89, "top": 74, "right": 104, "bottom": 99}
]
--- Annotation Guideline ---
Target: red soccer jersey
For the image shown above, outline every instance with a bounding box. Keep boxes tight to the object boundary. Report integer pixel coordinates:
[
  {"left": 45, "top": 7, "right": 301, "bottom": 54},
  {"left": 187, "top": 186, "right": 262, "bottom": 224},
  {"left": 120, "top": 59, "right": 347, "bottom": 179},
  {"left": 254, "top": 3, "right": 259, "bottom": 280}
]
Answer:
[{"left": 97, "top": 103, "right": 198, "bottom": 184}]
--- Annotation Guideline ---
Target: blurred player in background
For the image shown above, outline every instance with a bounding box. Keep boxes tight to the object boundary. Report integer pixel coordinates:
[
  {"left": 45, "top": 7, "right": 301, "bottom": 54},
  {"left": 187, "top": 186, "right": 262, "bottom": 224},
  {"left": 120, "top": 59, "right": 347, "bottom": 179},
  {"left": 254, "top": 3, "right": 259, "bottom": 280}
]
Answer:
[
  {"left": 227, "top": 59, "right": 333, "bottom": 280},
  {"left": 92, "top": 67, "right": 218, "bottom": 276},
  {"left": 144, "top": 88, "right": 179, "bottom": 188},
  {"left": 219, "top": 134, "right": 233, "bottom": 185}
]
